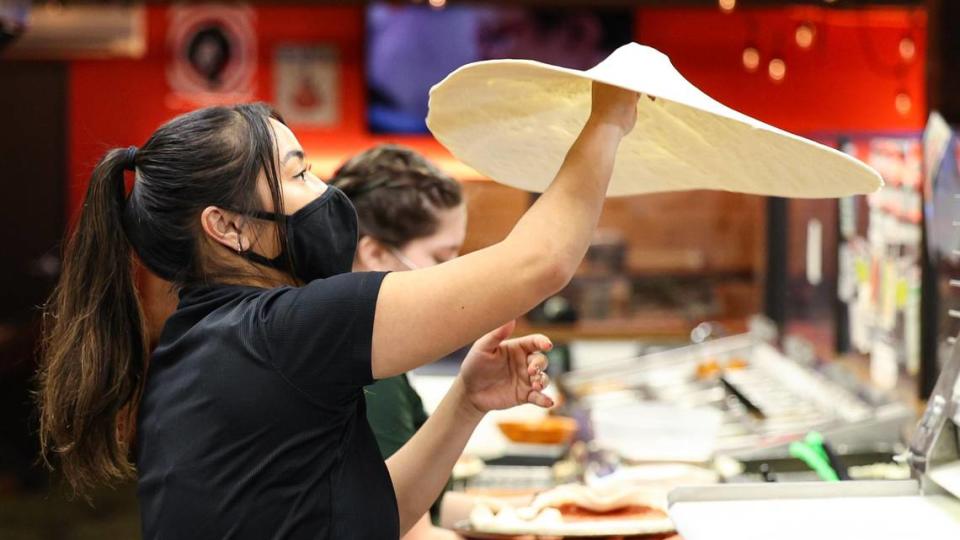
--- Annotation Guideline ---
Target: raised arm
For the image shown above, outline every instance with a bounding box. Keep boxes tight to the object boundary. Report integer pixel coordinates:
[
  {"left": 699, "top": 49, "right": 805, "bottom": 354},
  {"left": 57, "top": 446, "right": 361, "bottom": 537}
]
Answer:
[{"left": 371, "top": 83, "right": 638, "bottom": 379}]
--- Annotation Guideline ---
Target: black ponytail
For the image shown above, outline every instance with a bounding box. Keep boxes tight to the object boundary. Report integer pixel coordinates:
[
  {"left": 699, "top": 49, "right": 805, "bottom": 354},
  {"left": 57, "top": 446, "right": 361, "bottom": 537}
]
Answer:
[{"left": 37, "top": 148, "right": 148, "bottom": 496}]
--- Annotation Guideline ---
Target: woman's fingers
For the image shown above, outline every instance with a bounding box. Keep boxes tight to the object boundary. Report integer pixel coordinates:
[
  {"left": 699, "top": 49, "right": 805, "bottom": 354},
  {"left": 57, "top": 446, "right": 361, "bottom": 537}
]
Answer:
[
  {"left": 524, "top": 352, "right": 550, "bottom": 393},
  {"left": 534, "top": 371, "right": 550, "bottom": 392},
  {"left": 504, "top": 334, "right": 553, "bottom": 355},
  {"left": 472, "top": 320, "right": 517, "bottom": 353},
  {"left": 527, "top": 390, "right": 555, "bottom": 408},
  {"left": 526, "top": 351, "right": 548, "bottom": 376}
]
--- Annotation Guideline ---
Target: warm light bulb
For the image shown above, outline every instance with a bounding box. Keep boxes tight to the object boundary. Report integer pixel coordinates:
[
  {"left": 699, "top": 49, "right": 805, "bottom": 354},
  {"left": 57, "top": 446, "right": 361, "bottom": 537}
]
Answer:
[
  {"left": 795, "top": 23, "right": 815, "bottom": 49},
  {"left": 768, "top": 58, "right": 786, "bottom": 82},
  {"left": 429, "top": 0, "right": 446, "bottom": 8},
  {"left": 895, "top": 92, "right": 912, "bottom": 115},
  {"left": 719, "top": 0, "right": 736, "bottom": 13},
  {"left": 899, "top": 37, "right": 916, "bottom": 61},
  {"left": 742, "top": 47, "right": 760, "bottom": 72}
]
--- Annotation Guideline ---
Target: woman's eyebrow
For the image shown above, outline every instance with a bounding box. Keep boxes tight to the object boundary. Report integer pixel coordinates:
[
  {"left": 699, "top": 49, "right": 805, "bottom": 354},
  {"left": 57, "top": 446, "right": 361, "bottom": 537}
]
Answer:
[{"left": 282, "top": 149, "right": 305, "bottom": 165}]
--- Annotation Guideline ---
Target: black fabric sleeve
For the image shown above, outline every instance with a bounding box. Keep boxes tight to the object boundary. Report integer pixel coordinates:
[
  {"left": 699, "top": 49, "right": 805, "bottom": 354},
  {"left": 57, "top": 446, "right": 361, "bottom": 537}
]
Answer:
[{"left": 256, "top": 271, "right": 388, "bottom": 407}]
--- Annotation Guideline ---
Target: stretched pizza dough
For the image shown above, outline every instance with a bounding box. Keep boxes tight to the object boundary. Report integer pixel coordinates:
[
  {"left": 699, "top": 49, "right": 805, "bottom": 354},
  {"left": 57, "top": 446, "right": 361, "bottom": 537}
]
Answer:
[
  {"left": 427, "top": 43, "right": 883, "bottom": 198},
  {"left": 525, "top": 483, "right": 668, "bottom": 514},
  {"left": 468, "top": 484, "right": 675, "bottom": 536}
]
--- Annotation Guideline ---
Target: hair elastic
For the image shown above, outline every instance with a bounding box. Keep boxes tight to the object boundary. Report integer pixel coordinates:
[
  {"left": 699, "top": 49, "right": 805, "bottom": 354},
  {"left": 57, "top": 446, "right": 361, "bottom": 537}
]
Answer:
[{"left": 123, "top": 146, "right": 138, "bottom": 171}]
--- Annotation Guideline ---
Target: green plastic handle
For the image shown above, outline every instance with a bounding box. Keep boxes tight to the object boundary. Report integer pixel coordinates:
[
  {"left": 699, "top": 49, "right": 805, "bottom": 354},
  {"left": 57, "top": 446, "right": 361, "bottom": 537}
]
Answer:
[
  {"left": 789, "top": 440, "right": 840, "bottom": 482},
  {"left": 805, "top": 431, "right": 830, "bottom": 465}
]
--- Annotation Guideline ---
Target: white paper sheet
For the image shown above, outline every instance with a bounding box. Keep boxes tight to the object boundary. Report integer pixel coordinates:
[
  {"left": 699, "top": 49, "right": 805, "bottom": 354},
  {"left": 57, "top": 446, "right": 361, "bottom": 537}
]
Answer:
[{"left": 591, "top": 402, "right": 722, "bottom": 462}]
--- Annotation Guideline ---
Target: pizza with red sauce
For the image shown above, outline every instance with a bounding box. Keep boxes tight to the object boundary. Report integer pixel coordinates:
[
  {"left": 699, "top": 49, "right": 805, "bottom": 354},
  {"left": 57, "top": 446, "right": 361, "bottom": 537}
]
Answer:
[{"left": 468, "top": 484, "right": 675, "bottom": 537}]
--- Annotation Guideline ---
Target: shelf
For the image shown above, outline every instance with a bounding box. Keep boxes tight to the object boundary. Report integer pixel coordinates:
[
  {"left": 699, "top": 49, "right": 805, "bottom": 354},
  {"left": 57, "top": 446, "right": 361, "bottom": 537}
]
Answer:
[{"left": 517, "top": 316, "right": 749, "bottom": 342}]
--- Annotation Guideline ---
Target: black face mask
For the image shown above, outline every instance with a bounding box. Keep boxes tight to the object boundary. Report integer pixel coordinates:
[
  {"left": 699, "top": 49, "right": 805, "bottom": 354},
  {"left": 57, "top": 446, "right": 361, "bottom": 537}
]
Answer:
[{"left": 238, "top": 185, "right": 359, "bottom": 282}]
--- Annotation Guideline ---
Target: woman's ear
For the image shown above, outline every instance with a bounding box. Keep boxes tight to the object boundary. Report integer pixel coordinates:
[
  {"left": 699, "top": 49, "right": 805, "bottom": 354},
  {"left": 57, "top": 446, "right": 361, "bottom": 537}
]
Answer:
[
  {"left": 200, "top": 206, "right": 247, "bottom": 253},
  {"left": 354, "top": 235, "right": 391, "bottom": 272}
]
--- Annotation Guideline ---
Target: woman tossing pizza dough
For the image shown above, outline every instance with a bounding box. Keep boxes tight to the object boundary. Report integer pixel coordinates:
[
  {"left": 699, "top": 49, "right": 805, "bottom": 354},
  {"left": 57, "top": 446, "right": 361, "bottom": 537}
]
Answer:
[
  {"left": 36, "top": 86, "right": 640, "bottom": 538},
  {"left": 427, "top": 43, "right": 883, "bottom": 198}
]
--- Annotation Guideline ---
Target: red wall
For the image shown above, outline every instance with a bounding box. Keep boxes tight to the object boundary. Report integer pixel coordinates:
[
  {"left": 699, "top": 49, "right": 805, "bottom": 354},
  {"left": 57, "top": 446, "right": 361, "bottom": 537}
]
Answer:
[
  {"left": 637, "top": 7, "right": 926, "bottom": 134},
  {"left": 69, "top": 6, "right": 368, "bottom": 217},
  {"left": 68, "top": 5, "right": 927, "bottom": 217}
]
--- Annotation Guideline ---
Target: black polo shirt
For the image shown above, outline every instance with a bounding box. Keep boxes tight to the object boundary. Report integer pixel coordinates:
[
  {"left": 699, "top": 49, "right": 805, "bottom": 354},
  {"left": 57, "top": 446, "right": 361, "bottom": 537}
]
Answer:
[{"left": 135, "top": 272, "right": 398, "bottom": 539}]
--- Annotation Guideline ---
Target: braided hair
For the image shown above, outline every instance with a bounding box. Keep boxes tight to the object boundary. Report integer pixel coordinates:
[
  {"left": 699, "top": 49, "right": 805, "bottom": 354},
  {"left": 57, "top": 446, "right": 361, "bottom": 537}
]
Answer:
[{"left": 330, "top": 144, "right": 463, "bottom": 247}]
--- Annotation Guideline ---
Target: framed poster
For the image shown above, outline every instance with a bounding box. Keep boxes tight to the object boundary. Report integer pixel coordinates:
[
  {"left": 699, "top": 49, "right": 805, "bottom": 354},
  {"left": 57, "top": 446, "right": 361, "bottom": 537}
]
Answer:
[
  {"left": 273, "top": 45, "right": 339, "bottom": 127},
  {"left": 167, "top": 4, "right": 256, "bottom": 107}
]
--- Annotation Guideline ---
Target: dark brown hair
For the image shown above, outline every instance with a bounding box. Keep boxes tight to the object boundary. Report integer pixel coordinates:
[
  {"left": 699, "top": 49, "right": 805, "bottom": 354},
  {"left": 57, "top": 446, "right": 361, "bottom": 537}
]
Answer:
[
  {"left": 36, "top": 103, "right": 290, "bottom": 496},
  {"left": 329, "top": 144, "right": 462, "bottom": 247}
]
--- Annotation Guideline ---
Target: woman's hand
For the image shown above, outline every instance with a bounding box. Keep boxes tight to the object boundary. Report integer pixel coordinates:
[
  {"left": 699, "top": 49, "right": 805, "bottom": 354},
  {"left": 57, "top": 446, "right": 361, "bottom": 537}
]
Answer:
[
  {"left": 458, "top": 320, "right": 554, "bottom": 414},
  {"left": 387, "top": 321, "right": 551, "bottom": 535},
  {"left": 589, "top": 82, "right": 639, "bottom": 136}
]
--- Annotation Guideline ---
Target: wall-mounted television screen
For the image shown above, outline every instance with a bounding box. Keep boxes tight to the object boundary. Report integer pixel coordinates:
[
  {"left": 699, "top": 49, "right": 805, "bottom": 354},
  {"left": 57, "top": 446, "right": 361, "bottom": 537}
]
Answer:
[{"left": 366, "top": 3, "right": 635, "bottom": 134}]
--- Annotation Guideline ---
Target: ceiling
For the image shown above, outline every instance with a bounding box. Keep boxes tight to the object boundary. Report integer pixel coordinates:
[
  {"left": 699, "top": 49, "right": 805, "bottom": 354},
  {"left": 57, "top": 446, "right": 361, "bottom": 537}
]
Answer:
[{"left": 43, "top": 0, "right": 929, "bottom": 7}]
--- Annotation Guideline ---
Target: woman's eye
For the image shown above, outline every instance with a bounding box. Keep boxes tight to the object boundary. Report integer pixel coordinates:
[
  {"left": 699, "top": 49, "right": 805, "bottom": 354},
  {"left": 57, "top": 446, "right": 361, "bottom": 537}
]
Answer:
[{"left": 293, "top": 163, "right": 314, "bottom": 182}]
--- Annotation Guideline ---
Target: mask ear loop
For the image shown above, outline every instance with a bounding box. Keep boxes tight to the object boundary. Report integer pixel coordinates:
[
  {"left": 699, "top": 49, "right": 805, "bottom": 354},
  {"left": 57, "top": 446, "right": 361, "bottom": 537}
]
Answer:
[{"left": 387, "top": 246, "right": 419, "bottom": 270}]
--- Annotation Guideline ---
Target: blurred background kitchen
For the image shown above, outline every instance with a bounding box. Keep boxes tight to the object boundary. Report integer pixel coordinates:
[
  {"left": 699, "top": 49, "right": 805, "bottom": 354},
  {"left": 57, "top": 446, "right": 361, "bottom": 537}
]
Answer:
[{"left": 2, "top": 0, "right": 960, "bottom": 538}]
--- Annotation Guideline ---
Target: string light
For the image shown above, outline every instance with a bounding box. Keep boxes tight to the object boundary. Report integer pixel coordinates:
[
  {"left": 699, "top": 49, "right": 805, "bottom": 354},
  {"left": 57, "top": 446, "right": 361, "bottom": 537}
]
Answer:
[
  {"left": 895, "top": 92, "right": 912, "bottom": 115},
  {"left": 768, "top": 58, "right": 786, "bottom": 82},
  {"left": 742, "top": 47, "right": 760, "bottom": 72},
  {"left": 795, "top": 23, "right": 815, "bottom": 49},
  {"left": 899, "top": 37, "right": 916, "bottom": 61},
  {"left": 719, "top": 0, "right": 736, "bottom": 14}
]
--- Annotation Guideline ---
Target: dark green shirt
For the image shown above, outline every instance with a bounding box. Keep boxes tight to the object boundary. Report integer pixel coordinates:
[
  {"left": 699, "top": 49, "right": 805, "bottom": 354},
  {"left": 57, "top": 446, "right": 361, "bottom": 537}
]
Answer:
[
  {"left": 365, "top": 373, "right": 447, "bottom": 524},
  {"left": 365, "top": 374, "right": 429, "bottom": 459}
]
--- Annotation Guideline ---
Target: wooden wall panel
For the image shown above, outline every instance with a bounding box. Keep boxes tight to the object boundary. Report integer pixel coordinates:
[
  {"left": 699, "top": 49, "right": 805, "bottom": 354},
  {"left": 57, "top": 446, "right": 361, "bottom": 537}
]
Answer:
[
  {"left": 460, "top": 181, "right": 532, "bottom": 254},
  {"left": 597, "top": 191, "right": 765, "bottom": 276}
]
